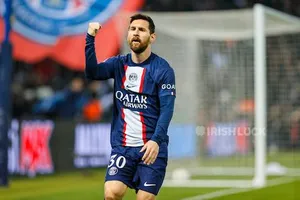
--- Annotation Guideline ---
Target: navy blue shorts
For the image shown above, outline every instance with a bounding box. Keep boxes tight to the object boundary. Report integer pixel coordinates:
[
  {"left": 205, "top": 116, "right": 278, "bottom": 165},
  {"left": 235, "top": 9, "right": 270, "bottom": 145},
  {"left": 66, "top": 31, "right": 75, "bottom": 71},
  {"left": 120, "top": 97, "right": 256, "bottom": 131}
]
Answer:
[{"left": 105, "top": 145, "right": 168, "bottom": 195}]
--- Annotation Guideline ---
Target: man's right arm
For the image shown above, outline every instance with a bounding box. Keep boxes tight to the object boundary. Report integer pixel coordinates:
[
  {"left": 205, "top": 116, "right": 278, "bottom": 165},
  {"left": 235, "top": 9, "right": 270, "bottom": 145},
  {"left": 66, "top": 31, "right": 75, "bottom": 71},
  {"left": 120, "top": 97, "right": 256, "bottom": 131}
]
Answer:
[{"left": 85, "top": 23, "right": 115, "bottom": 80}]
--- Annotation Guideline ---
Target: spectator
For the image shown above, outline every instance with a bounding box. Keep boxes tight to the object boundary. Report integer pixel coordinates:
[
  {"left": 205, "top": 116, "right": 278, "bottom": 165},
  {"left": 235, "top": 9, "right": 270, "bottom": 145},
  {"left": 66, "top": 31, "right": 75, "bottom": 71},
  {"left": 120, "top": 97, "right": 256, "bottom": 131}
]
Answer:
[{"left": 33, "top": 77, "right": 88, "bottom": 119}]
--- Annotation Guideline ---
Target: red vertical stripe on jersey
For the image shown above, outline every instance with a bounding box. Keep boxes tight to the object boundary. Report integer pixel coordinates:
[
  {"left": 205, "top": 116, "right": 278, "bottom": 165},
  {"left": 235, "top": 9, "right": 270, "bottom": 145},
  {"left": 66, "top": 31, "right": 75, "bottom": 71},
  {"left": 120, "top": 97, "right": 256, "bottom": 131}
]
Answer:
[
  {"left": 139, "top": 68, "right": 146, "bottom": 93},
  {"left": 140, "top": 112, "right": 147, "bottom": 144},
  {"left": 121, "top": 108, "right": 127, "bottom": 146},
  {"left": 121, "top": 65, "right": 128, "bottom": 89}
]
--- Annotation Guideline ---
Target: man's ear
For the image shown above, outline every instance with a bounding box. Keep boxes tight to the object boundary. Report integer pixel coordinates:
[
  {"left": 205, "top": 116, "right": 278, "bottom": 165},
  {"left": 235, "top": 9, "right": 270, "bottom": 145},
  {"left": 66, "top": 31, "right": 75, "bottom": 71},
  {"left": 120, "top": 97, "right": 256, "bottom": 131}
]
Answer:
[{"left": 150, "top": 33, "right": 156, "bottom": 43}]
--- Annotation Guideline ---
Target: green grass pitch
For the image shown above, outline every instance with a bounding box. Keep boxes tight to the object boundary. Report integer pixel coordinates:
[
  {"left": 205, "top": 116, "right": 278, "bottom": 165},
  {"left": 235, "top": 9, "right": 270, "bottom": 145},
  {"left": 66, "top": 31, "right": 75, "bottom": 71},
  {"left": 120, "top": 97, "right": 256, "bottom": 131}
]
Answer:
[
  {"left": 1, "top": 168, "right": 299, "bottom": 200},
  {"left": 1, "top": 151, "right": 300, "bottom": 199}
]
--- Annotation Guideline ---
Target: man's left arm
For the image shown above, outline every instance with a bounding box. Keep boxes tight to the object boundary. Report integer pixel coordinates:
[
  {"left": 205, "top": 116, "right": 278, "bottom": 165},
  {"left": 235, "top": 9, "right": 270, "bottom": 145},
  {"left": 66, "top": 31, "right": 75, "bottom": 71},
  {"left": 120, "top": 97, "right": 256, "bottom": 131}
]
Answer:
[
  {"left": 141, "top": 67, "right": 176, "bottom": 165},
  {"left": 151, "top": 95, "right": 175, "bottom": 145}
]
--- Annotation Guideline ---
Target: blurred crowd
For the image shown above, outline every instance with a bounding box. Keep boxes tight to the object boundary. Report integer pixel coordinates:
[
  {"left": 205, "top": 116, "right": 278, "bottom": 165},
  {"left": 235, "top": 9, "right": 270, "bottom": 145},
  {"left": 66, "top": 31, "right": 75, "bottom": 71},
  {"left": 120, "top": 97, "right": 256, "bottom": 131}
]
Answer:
[
  {"left": 266, "top": 35, "right": 300, "bottom": 149},
  {"left": 143, "top": 0, "right": 300, "bottom": 17},
  {"left": 12, "top": 59, "right": 114, "bottom": 122}
]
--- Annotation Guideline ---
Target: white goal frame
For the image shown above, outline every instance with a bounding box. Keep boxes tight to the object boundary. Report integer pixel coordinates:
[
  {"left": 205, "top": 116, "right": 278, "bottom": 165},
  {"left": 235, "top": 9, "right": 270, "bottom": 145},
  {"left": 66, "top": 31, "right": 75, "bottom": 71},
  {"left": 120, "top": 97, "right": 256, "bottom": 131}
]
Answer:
[{"left": 161, "top": 3, "right": 300, "bottom": 188}]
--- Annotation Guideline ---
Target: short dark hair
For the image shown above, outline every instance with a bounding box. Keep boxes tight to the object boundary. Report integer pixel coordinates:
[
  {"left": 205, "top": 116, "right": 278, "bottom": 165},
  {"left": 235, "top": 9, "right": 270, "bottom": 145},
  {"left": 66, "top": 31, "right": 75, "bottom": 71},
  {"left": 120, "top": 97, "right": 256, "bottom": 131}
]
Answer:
[{"left": 130, "top": 13, "right": 155, "bottom": 34}]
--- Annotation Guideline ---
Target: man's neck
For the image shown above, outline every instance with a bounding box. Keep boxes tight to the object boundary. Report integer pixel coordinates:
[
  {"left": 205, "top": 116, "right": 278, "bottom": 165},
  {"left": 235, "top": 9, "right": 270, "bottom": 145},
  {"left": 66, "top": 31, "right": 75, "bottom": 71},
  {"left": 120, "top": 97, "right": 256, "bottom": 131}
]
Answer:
[{"left": 131, "top": 48, "right": 151, "bottom": 64}]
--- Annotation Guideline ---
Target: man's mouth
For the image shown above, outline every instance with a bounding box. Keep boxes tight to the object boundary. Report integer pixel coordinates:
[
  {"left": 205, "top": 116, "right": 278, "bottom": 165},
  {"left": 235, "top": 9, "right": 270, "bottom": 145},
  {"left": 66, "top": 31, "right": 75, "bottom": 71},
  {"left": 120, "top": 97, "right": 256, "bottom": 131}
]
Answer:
[
  {"left": 132, "top": 38, "right": 141, "bottom": 43},
  {"left": 132, "top": 41, "right": 140, "bottom": 45}
]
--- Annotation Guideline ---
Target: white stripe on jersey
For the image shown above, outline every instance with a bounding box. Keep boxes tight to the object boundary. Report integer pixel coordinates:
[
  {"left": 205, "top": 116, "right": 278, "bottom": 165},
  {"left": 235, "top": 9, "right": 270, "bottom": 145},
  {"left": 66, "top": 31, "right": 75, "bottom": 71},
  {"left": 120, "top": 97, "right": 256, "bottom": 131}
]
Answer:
[
  {"left": 123, "top": 66, "right": 146, "bottom": 93},
  {"left": 123, "top": 108, "right": 144, "bottom": 147}
]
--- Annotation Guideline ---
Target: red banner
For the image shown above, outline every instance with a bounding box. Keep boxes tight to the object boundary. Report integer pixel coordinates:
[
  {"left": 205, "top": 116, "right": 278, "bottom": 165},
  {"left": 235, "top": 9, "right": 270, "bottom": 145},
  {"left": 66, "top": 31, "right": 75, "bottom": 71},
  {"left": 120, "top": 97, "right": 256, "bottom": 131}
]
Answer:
[
  {"left": 0, "top": 0, "right": 144, "bottom": 71},
  {"left": 20, "top": 121, "right": 54, "bottom": 177}
]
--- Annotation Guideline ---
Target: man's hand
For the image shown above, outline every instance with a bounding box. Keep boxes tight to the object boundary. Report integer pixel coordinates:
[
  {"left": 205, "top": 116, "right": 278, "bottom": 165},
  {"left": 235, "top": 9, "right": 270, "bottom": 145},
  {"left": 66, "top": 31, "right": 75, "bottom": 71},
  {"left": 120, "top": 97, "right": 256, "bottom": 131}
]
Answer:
[
  {"left": 140, "top": 140, "right": 159, "bottom": 165},
  {"left": 88, "top": 22, "right": 102, "bottom": 37}
]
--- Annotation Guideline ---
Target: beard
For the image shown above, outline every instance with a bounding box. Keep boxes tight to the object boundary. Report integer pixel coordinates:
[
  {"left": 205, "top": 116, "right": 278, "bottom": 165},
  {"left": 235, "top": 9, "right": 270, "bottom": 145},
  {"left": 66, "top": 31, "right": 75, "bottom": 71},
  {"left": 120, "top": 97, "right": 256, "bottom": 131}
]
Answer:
[{"left": 129, "top": 37, "right": 150, "bottom": 54}]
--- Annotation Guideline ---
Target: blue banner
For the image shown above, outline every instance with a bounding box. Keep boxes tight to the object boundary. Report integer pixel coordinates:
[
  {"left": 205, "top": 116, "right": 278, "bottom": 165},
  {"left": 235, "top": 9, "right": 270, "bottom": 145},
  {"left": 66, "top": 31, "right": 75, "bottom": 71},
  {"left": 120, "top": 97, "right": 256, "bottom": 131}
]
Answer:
[
  {"left": 205, "top": 122, "right": 250, "bottom": 157},
  {"left": 168, "top": 125, "right": 198, "bottom": 159}
]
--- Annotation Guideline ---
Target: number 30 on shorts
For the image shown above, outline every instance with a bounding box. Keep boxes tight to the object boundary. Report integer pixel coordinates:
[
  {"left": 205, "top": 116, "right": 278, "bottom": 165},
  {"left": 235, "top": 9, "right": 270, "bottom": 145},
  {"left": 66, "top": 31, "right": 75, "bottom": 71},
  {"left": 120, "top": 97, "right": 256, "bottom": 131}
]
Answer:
[{"left": 108, "top": 154, "right": 126, "bottom": 169}]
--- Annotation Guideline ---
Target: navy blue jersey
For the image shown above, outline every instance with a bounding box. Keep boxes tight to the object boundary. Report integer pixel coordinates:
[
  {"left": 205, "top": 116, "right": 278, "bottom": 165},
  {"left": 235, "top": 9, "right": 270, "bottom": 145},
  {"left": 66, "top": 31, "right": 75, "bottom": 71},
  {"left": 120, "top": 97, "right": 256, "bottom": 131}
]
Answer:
[{"left": 85, "top": 34, "right": 176, "bottom": 149}]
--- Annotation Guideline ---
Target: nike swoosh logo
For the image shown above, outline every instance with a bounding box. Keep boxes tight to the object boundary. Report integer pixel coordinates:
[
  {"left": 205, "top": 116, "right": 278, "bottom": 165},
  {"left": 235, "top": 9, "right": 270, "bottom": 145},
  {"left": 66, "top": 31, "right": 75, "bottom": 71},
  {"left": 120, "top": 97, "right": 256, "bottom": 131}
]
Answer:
[
  {"left": 144, "top": 182, "right": 156, "bottom": 187},
  {"left": 126, "top": 85, "right": 136, "bottom": 89}
]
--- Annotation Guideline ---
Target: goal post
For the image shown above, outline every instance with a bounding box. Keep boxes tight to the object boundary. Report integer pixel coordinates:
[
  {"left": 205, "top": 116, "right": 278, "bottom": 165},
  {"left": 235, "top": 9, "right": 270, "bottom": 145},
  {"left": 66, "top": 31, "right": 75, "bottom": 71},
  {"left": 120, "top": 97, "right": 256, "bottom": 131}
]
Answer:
[{"left": 253, "top": 3, "right": 267, "bottom": 188}]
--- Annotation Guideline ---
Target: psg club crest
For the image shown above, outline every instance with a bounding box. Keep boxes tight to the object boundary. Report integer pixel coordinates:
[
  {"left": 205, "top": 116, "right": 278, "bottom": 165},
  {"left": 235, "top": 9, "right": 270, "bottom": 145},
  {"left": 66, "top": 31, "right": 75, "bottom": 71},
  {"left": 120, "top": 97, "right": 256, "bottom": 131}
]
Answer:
[
  {"left": 0, "top": 0, "right": 144, "bottom": 70},
  {"left": 13, "top": 0, "right": 123, "bottom": 44}
]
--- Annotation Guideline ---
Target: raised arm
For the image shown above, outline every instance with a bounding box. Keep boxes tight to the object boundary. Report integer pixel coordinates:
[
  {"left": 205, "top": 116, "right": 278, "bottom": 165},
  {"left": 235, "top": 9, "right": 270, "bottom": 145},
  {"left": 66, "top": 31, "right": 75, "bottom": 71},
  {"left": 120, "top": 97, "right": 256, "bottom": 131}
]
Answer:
[{"left": 85, "top": 23, "right": 116, "bottom": 80}]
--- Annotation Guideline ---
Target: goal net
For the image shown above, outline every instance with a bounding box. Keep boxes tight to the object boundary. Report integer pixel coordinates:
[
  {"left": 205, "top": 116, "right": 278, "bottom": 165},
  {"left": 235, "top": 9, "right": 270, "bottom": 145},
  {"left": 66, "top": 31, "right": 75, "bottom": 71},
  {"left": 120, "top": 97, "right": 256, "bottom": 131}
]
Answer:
[{"left": 121, "top": 4, "right": 300, "bottom": 188}]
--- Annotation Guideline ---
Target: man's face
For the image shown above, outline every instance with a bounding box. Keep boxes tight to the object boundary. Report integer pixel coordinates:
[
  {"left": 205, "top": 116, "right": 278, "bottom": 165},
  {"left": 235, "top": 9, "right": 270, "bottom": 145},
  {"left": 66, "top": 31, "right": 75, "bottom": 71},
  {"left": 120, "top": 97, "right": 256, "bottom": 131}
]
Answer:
[{"left": 127, "top": 19, "right": 154, "bottom": 54}]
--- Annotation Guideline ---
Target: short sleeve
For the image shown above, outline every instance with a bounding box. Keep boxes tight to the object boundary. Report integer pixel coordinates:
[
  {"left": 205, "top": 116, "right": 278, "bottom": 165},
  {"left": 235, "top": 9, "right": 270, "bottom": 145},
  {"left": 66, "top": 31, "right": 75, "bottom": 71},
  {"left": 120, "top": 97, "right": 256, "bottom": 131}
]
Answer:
[{"left": 157, "top": 68, "right": 176, "bottom": 97}]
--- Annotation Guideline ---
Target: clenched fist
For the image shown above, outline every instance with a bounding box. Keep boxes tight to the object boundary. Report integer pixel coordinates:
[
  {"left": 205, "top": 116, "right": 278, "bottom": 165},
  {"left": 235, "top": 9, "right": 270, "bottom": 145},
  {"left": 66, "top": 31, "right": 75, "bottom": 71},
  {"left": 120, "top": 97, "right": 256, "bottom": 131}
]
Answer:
[{"left": 88, "top": 22, "right": 102, "bottom": 37}]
